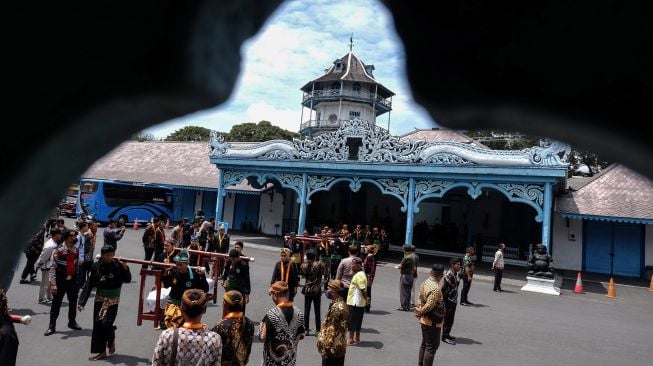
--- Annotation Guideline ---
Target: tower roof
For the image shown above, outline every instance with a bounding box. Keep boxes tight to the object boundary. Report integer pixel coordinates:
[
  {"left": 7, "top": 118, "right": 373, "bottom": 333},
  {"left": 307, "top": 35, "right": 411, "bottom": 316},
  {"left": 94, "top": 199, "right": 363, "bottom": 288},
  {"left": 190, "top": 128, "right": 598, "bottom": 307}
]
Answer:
[{"left": 301, "top": 52, "right": 394, "bottom": 96}]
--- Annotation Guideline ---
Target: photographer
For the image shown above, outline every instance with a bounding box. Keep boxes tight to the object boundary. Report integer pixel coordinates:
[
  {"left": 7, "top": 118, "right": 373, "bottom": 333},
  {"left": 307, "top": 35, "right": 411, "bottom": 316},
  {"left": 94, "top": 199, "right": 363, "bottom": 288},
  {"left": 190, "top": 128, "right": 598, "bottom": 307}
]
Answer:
[{"left": 103, "top": 219, "right": 126, "bottom": 251}]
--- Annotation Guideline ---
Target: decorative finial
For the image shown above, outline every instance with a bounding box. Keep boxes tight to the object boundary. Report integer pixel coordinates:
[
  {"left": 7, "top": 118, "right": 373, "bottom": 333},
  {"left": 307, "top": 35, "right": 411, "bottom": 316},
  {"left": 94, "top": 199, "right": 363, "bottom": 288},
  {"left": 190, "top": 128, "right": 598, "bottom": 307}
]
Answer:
[{"left": 349, "top": 33, "right": 353, "bottom": 52}]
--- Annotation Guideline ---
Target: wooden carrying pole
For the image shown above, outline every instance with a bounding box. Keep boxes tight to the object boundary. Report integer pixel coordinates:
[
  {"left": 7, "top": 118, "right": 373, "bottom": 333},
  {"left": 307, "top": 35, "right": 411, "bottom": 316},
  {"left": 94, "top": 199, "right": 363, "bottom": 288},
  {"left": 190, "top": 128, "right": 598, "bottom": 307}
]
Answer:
[{"left": 116, "top": 251, "right": 254, "bottom": 326}]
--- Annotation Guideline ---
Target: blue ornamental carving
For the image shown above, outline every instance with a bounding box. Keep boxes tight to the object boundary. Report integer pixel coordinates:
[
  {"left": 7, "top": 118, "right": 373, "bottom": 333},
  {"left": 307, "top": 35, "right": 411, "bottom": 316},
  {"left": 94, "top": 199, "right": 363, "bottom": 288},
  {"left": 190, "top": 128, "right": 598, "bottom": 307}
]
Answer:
[{"left": 209, "top": 119, "right": 570, "bottom": 167}]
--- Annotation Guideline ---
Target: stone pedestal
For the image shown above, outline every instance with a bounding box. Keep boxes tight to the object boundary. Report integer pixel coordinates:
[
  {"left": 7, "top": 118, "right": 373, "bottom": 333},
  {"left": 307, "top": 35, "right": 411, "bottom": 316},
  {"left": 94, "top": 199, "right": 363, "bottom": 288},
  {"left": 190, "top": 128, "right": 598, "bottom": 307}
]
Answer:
[{"left": 521, "top": 276, "right": 560, "bottom": 296}]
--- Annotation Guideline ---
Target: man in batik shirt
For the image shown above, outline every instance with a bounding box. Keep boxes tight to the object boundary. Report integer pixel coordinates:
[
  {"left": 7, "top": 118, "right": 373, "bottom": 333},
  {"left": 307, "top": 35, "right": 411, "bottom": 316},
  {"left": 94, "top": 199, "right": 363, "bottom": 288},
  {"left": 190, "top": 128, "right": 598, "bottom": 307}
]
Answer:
[
  {"left": 259, "top": 281, "right": 305, "bottom": 366},
  {"left": 441, "top": 258, "right": 461, "bottom": 345},
  {"left": 415, "top": 264, "right": 445, "bottom": 366},
  {"left": 212, "top": 290, "right": 254, "bottom": 366},
  {"left": 152, "top": 289, "right": 222, "bottom": 365},
  {"left": 317, "top": 280, "right": 349, "bottom": 366}
]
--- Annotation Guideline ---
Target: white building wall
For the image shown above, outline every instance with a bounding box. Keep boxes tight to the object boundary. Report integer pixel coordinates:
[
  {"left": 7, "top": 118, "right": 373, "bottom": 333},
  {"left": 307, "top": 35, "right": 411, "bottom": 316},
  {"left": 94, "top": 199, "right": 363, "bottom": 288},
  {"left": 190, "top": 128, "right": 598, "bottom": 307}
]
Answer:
[
  {"left": 222, "top": 193, "right": 236, "bottom": 228},
  {"left": 258, "top": 191, "right": 284, "bottom": 235},
  {"left": 551, "top": 215, "right": 583, "bottom": 271},
  {"left": 316, "top": 101, "right": 375, "bottom": 124},
  {"left": 645, "top": 224, "right": 653, "bottom": 267}
]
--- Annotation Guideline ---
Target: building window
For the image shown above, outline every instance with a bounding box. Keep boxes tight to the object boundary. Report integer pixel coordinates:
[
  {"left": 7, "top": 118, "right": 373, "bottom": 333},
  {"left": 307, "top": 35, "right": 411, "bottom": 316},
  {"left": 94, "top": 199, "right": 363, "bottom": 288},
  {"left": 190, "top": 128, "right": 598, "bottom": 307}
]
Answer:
[
  {"left": 316, "top": 112, "right": 321, "bottom": 122},
  {"left": 352, "top": 82, "right": 361, "bottom": 94},
  {"left": 330, "top": 81, "right": 340, "bottom": 90},
  {"left": 349, "top": 111, "right": 360, "bottom": 119}
]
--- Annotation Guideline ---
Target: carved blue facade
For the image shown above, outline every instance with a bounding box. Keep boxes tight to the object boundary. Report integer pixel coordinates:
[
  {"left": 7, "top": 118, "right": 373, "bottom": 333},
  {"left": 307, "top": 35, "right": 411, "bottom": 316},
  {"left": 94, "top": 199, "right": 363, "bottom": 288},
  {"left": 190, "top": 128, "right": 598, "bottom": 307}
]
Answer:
[{"left": 209, "top": 120, "right": 569, "bottom": 251}]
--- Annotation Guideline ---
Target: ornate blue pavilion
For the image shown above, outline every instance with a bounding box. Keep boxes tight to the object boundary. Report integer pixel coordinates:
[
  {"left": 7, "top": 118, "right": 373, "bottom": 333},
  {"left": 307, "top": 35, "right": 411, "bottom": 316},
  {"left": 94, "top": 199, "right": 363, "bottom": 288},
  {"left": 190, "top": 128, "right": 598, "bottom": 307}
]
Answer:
[{"left": 209, "top": 120, "right": 570, "bottom": 252}]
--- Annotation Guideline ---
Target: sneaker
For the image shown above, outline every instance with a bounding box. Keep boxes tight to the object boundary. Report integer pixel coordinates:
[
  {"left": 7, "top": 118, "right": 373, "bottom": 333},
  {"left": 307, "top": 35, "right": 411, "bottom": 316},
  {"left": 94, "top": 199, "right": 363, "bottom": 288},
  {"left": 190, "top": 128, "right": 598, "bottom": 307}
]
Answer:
[
  {"left": 19, "top": 279, "right": 30, "bottom": 284},
  {"left": 68, "top": 322, "right": 82, "bottom": 330},
  {"left": 442, "top": 337, "right": 456, "bottom": 345}
]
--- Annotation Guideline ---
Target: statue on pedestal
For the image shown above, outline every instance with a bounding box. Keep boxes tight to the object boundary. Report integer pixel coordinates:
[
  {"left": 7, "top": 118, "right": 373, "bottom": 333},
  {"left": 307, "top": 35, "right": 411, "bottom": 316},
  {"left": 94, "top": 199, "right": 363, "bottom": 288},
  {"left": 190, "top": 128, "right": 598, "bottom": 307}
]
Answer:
[{"left": 528, "top": 243, "right": 554, "bottom": 278}]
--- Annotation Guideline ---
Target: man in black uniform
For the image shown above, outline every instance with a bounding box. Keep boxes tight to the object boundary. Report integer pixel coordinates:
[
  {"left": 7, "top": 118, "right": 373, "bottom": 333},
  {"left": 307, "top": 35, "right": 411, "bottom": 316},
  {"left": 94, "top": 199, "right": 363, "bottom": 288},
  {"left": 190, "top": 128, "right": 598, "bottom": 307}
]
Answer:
[
  {"left": 77, "top": 245, "right": 131, "bottom": 361},
  {"left": 161, "top": 248, "right": 208, "bottom": 329},
  {"left": 222, "top": 248, "right": 251, "bottom": 316},
  {"left": 45, "top": 229, "right": 82, "bottom": 336}
]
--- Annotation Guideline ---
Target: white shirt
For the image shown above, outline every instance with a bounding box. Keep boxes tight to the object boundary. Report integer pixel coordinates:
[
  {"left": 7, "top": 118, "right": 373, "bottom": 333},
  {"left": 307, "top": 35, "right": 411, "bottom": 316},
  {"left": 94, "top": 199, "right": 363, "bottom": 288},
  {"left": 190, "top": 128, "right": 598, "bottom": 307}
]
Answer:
[
  {"left": 493, "top": 249, "right": 504, "bottom": 269},
  {"left": 37, "top": 238, "right": 58, "bottom": 270}
]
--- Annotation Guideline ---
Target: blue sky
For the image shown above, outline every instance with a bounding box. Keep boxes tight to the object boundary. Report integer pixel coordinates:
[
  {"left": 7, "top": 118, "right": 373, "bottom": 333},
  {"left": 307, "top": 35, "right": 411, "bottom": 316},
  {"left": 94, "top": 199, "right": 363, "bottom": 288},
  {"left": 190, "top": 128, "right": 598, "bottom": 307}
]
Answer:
[{"left": 143, "top": 0, "right": 438, "bottom": 139}]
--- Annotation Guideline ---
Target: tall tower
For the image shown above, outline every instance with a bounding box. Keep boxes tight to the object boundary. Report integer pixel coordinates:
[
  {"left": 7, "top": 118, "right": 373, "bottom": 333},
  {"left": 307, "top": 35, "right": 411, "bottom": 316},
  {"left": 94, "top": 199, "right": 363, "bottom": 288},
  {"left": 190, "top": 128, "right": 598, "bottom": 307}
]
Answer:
[{"left": 298, "top": 51, "right": 395, "bottom": 137}]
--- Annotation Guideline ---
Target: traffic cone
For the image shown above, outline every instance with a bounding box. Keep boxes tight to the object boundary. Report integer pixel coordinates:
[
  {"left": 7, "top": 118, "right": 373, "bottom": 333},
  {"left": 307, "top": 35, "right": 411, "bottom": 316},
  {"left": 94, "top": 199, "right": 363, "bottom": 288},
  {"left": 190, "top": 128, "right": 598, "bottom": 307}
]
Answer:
[
  {"left": 648, "top": 275, "right": 653, "bottom": 292},
  {"left": 606, "top": 277, "right": 617, "bottom": 298},
  {"left": 133, "top": 218, "right": 139, "bottom": 230},
  {"left": 573, "top": 272, "right": 584, "bottom": 294},
  {"left": 165, "top": 219, "right": 170, "bottom": 230}
]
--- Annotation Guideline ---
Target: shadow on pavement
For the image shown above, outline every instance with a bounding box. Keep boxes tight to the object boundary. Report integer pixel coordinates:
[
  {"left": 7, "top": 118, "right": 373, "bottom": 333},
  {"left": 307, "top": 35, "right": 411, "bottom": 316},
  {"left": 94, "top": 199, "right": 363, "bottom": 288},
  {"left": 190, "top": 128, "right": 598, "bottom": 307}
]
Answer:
[
  {"left": 367, "top": 309, "right": 391, "bottom": 315},
  {"left": 360, "top": 327, "right": 380, "bottom": 334},
  {"left": 9, "top": 307, "right": 45, "bottom": 316},
  {"left": 60, "top": 328, "right": 92, "bottom": 339},
  {"left": 356, "top": 340, "right": 383, "bottom": 349},
  {"left": 455, "top": 337, "right": 482, "bottom": 345},
  {"left": 105, "top": 354, "right": 152, "bottom": 366},
  {"left": 466, "top": 303, "right": 488, "bottom": 308}
]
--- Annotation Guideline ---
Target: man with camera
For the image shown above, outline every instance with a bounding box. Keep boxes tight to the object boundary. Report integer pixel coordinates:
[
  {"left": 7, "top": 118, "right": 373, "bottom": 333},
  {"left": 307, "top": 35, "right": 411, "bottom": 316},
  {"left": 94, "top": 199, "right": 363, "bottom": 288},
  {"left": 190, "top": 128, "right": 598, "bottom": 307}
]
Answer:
[{"left": 103, "top": 219, "right": 126, "bottom": 251}]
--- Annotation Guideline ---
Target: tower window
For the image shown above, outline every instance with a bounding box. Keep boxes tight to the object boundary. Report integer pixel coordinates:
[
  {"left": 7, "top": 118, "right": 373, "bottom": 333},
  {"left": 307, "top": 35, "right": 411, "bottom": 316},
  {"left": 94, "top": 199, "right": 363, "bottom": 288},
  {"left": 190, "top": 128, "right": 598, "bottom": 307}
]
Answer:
[
  {"left": 349, "top": 111, "right": 360, "bottom": 119},
  {"left": 330, "top": 81, "right": 340, "bottom": 90},
  {"left": 352, "top": 82, "right": 361, "bottom": 94}
]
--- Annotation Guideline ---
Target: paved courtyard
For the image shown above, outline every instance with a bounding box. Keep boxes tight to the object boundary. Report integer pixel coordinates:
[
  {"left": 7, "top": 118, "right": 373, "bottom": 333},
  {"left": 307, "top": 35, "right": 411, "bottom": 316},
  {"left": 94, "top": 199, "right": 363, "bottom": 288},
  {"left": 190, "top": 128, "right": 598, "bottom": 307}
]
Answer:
[{"left": 6, "top": 223, "right": 653, "bottom": 365}]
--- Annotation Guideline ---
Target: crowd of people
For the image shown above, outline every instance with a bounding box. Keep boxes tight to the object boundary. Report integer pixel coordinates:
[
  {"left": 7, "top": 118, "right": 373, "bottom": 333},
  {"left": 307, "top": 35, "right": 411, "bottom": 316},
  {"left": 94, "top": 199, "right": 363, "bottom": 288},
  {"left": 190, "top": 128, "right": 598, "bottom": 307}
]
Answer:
[{"left": 1, "top": 213, "right": 509, "bottom": 366}]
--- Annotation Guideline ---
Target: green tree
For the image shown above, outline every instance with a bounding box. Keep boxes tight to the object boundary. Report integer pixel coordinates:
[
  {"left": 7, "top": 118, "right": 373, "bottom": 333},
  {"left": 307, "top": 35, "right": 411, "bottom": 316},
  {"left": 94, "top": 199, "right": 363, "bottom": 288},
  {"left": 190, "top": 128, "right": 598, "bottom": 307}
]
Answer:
[
  {"left": 226, "top": 121, "right": 300, "bottom": 142},
  {"left": 164, "top": 126, "right": 212, "bottom": 141},
  {"left": 464, "top": 130, "right": 611, "bottom": 176},
  {"left": 130, "top": 132, "right": 158, "bottom": 141}
]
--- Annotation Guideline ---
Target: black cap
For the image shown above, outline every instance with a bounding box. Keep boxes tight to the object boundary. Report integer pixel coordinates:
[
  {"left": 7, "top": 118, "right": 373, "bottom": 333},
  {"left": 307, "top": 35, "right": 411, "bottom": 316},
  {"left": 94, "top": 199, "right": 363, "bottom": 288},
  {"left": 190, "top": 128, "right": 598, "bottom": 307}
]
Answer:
[{"left": 101, "top": 245, "right": 115, "bottom": 254}]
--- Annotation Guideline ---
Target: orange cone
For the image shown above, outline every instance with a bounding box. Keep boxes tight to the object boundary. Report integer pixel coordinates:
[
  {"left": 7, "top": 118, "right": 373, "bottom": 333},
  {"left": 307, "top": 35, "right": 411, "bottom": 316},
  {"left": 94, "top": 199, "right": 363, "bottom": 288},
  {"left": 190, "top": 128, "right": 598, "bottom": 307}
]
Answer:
[
  {"left": 573, "top": 272, "right": 584, "bottom": 294},
  {"left": 165, "top": 219, "right": 170, "bottom": 230},
  {"left": 648, "top": 275, "right": 653, "bottom": 293},
  {"left": 133, "top": 218, "right": 139, "bottom": 230},
  {"left": 606, "top": 277, "right": 617, "bottom": 298}
]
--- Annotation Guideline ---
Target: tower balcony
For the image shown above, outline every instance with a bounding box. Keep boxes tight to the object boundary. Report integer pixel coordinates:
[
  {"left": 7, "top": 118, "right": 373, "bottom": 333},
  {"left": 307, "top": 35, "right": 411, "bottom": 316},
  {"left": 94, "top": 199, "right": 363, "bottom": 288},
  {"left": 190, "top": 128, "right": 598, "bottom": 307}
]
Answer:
[
  {"left": 302, "top": 89, "right": 392, "bottom": 113},
  {"left": 299, "top": 119, "right": 375, "bottom": 136}
]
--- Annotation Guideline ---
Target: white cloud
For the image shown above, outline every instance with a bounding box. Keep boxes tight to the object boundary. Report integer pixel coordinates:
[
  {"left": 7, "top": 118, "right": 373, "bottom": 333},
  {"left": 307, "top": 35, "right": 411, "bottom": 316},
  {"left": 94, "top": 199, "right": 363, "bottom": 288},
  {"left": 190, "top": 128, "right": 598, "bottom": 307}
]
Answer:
[{"left": 143, "top": 0, "right": 437, "bottom": 140}]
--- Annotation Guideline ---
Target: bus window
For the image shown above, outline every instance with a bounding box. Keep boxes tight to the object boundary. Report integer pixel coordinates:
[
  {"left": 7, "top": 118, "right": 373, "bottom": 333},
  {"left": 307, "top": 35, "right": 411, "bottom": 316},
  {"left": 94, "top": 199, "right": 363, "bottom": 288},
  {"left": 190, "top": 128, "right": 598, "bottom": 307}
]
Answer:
[{"left": 80, "top": 181, "right": 98, "bottom": 193}]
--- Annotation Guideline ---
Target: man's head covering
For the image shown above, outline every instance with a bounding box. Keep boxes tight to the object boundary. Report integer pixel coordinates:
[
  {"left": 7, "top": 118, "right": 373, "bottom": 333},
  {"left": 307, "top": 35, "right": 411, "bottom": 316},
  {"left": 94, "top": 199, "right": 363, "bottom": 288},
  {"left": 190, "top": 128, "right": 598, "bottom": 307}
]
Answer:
[
  {"left": 431, "top": 264, "right": 444, "bottom": 276},
  {"left": 327, "top": 279, "right": 344, "bottom": 292},
  {"left": 280, "top": 248, "right": 291, "bottom": 256},
  {"left": 218, "top": 224, "right": 225, "bottom": 230},
  {"left": 403, "top": 244, "right": 412, "bottom": 252},
  {"left": 63, "top": 230, "right": 77, "bottom": 240},
  {"left": 269, "top": 281, "right": 289, "bottom": 296},
  {"left": 175, "top": 248, "right": 190, "bottom": 263},
  {"left": 290, "top": 232, "right": 296, "bottom": 236},
  {"left": 100, "top": 245, "right": 115, "bottom": 254},
  {"left": 223, "top": 290, "right": 244, "bottom": 310},
  {"left": 228, "top": 248, "right": 240, "bottom": 258}
]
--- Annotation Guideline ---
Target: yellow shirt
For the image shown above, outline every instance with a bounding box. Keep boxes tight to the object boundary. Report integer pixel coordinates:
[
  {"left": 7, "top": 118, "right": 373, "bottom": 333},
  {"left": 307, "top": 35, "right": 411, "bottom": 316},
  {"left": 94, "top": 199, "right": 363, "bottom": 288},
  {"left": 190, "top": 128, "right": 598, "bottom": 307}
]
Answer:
[{"left": 346, "top": 271, "right": 367, "bottom": 307}]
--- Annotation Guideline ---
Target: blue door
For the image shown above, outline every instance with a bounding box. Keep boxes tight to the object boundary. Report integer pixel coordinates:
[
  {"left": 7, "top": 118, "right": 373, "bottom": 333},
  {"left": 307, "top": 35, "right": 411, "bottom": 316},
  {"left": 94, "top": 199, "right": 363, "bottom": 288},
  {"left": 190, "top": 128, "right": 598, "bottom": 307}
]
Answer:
[
  {"left": 584, "top": 221, "right": 612, "bottom": 274},
  {"left": 613, "top": 223, "right": 643, "bottom": 277},
  {"left": 202, "top": 190, "right": 217, "bottom": 220},
  {"left": 233, "top": 194, "right": 260, "bottom": 232},
  {"left": 584, "top": 221, "right": 643, "bottom": 277}
]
